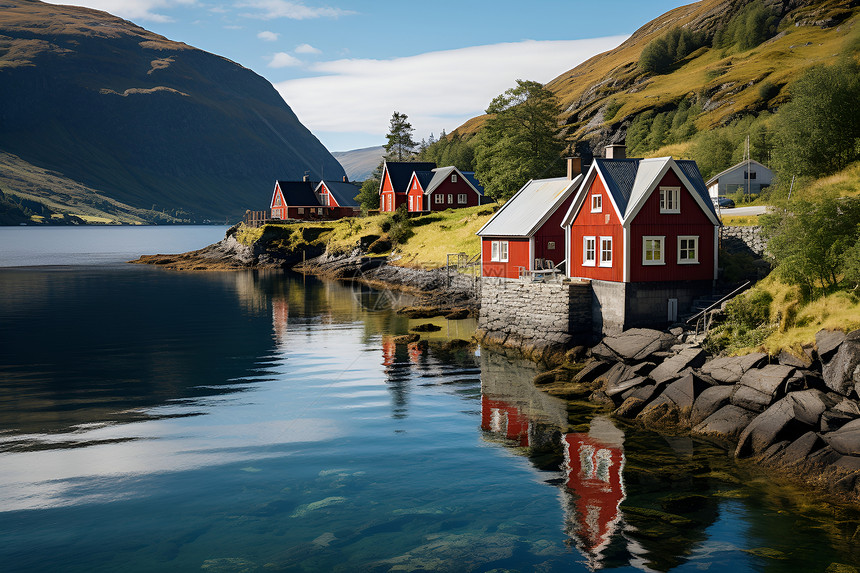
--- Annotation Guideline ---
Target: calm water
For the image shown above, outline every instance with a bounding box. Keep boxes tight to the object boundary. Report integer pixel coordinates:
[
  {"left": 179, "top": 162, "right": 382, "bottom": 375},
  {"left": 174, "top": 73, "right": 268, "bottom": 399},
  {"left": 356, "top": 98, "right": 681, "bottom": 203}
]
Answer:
[{"left": 1, "top": 228, "right": 859, "bottom": 572}]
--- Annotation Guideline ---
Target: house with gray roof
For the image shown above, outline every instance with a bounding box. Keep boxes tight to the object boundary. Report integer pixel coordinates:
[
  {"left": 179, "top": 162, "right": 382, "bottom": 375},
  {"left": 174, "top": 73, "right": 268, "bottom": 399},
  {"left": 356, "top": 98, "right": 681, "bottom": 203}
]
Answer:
[
  {"left": 406, "top": 166, "right": 486, "bottom": 212},
  {"left": 705, "top": 159, "right": 773, "bottom": 198}
]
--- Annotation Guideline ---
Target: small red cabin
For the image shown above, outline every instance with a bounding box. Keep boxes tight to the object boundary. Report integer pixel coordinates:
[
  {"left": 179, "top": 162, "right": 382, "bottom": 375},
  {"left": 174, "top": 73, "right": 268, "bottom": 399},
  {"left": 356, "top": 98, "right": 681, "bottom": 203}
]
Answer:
[
  {"left": 378, "top": 161, "right": 436, "bottom": 212},
  {"left": 476, "top": 159, "right": 583, "bottom": 279},
  {"left": 406, "top": 166, "right": 485, "bottom": 213},
  {"left": 315, "top": 179, "right": 361, "bottom": 218},
  {"left": 270, "top": 179, "right": 326, "bottom": 220},
  {"left": 562, "top": 155, "right": 720, "bottom": 283}
]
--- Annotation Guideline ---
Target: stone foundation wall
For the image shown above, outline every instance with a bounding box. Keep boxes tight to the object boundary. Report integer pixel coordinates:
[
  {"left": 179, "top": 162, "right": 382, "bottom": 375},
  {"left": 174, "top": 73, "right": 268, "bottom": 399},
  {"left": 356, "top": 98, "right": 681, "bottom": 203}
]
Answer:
[
  {"left": 478, "top": 278, "right": 592, "bottom": 359},
  {"left": 722, "top": 225, "right": 765, "bottom": 256}
]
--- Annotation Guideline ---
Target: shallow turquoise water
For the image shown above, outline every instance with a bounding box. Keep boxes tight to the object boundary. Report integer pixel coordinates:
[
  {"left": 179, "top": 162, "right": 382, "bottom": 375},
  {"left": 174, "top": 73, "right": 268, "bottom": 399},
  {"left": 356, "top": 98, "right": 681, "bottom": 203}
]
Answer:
[{"left": 1, "top": 228, "right": 859, "bottom": 572}]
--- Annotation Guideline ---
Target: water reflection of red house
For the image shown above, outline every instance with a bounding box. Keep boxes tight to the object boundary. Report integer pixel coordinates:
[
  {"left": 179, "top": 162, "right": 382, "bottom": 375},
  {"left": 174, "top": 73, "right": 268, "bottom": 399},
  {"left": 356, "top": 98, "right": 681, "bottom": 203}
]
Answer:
[
  {"left": 272, "top": 297, "right": 289, "bottom": 346},
  {"left": 563, "top": 426, "right": 626, "bottom": 570},
  {"left": 481, "top": 395, "right": 530, "bottom": 447},
  {"left": 382, "top": 336, "right": 396, "bottom": 367}
]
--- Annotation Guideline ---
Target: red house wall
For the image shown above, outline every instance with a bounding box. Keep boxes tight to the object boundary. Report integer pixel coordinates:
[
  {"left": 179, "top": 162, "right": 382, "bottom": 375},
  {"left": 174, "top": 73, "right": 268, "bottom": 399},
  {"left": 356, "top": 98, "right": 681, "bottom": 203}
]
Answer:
[
  {"left": 427, "top": 178, "right": 481, "bottom": 211},
  {"left": 481, "top": 237, "right": 530, "bottom": 279},
  {"left": 407, "top": 187, "right": 424, "bottom": 212},
  {"left": 271, "top": 185, "right": 286, "bottom": 219},
  {"left": 568, "top": 176, "right": 624, "bottom": 282},
  {"left": 629, "top": 170, "right": 716, "bottom": 282},
  {"left": 534, "top": 193, "right": 575, "bottom": 267}
]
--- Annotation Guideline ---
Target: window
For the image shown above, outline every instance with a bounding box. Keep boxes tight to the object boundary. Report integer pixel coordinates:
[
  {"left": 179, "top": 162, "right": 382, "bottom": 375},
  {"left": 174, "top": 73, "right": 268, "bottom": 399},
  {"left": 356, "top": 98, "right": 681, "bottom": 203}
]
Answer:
[
  {"left": 298, "top": 207, "right": 304, "bottom": 215},
  {"left": 452, "top": 174, "right": 458, "bottom": 183},
  {"left": 547, "top": 241, "right": 555, "bottom": 250},
  {"left": 409, "top": 196, "right": 414, "bottom": 211},
  {"left": 660, "top": 187, "right": 680, "bottom": 213},
  {"left": 412, "top": 180, "right": 417, "bottom": 189},
  {"left": 386, "top": 195, "right": 392, "bottom": 211},
  {"left": 744, "top": 171, "right": 757, "bottom": 180},
  {"left": 435, "top": 194, "right": 444, "bottom": 204},
  {"left": 591, "top": 193, "right": 602, "bottom": 213},
  {"left": 490, "top": 240, "right": 508, "bottom": 262},
  {"left": 274, "top": 194, "right": 282, "bottom": 206},
  {"left": 583, "top": 236, "right": 596, "bottom": 266},
  {"left": 678, "top": 235, "right": 699, "bottom": 264},
  {"left": 448, "top": 194, "right": 453, "bottom": 203},
  {"left": 458, "top": 194, "right": 467, "bottom": 204},
  {"left": 600, "top": 237, "right": 613, "bottom": 267},
  {"left": 643, "top": 236, "right": 665, "bottom": 265}
]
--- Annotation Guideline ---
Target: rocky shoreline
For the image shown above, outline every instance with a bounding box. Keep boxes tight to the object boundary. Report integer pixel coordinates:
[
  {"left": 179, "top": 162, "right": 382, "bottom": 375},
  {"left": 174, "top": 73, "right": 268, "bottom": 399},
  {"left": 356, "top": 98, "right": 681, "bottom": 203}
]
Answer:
[{"left": 533, "top": 327, "right": 860, "bottom": 504}]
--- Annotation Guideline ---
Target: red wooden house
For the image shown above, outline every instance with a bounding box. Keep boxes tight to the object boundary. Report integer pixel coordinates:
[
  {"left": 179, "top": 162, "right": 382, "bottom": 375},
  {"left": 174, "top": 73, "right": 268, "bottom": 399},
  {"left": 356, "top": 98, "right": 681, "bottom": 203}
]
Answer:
[
  {"left": 270, "top": 179, "right": 325, "bottom": 220},
  {"left": 378, "top": 161, "right": 436, "bottom": 212},
  {"left": 476, "top": 158, "right": 584, "bottom": 279},
  {"left": 560, "top": 148, "right": 720, "bottom": 327},
  {"left": 315, "top": 178, "right": 361, "bottom": 218},
  {"left": 405, "top": 166, "right": 486, "bottom": 212}
]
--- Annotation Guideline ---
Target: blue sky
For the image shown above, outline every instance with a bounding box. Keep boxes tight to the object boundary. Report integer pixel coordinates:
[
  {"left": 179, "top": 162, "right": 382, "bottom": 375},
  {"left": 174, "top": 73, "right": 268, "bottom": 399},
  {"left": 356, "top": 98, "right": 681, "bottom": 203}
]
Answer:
[{"left": 46, "top": 0, "right": 693, "bottom": 151}]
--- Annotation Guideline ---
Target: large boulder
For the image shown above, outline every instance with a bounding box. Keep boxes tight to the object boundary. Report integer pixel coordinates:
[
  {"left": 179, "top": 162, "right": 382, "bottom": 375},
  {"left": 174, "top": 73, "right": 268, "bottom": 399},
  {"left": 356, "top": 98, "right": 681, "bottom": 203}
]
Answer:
[
  {"left": 596, "top": 362, "right": 649, "bottom": 395},
  {"left": 701, "top": 352, "right": 768, "bottom": 384},
  {"left": 605, "top": 375, "right": 649, "bottom": 399},
  {"left": 649, "top": 347, "right": 707, "bottom": 385},
  {"left": 822, "top": 330, "right": 860, "bottom": 396},
  {"left": 780, "top": 431, "right": 827, "bottom": 465},
  {"left": 572, "top": 359, "right": 612, "bottom": 385},
  {"left": 822, "top": 418, "right": 860, "bottom": 456},
  {"left": 659, "top": 373, "right": 712, "bottom": 412},
  {"left": 731, "top": 365, "right": 796, "bottom": 412},
  {"left": 734, "top": 391, "right": 830, "bottom": 458},
  {"left": 601, "top": 328, "right": 676, "bottom": 362},
  {"left": 693, "top": 405, "right": 757, "bottom": 442},
  {"left": 815, "top": 329, "right": 847, "bottom": 363},
  {"left": 691, "top": 385, "right": 734, "bottom": 426}
]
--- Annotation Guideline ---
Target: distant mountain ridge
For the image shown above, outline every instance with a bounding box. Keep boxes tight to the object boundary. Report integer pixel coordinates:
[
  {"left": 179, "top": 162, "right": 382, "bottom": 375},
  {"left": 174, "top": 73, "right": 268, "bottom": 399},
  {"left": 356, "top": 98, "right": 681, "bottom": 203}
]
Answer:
[
  {"left": 332, "top": 146, "right": 385, "bottom": 182},
  {"left": 0, "top": 0, "right": 345, "bottom": 223}
]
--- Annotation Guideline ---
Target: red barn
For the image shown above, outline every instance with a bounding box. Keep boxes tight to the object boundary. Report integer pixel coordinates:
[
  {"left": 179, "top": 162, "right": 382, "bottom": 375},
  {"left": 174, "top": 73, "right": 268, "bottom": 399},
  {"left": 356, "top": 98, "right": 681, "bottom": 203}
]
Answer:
[
  {"left": 406, "top": 166, "right": 486, "bottom": 212},
  {"left": 378, "top": 160, "right": 436, "bottom": 212},
  {"left": 476, "top": 159, "right": 583, "bottom": 279},
  {"left": 561, "top": 149, "right": 720, "bottom": 328}
]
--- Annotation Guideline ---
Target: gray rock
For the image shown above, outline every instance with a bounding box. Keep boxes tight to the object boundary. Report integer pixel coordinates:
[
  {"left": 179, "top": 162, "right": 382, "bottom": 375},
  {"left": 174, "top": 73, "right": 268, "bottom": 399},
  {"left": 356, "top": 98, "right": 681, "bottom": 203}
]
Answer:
[
  {"left": 649, "top": 347, "right": 707, "bottom": 385},
  {"left": 691, "top": 385, "right": 734, "bottom": 426},
  {"left": 731, "top": 365, "right": 795, "bottom": 412},
  {"left": 778, "top": 349, "right": 812, "bottom": 369},
  {"left": 781, "top": 431, "right": 826, "bottom": 465},
  {"left": 572, "top": 360, "right": 611, "bottom": 385},
  {"left": 807, "top": 445, "right": 842, "bottom": 466},
  {"left": 701, "top": 352, "right": 768, "bottom": 384},
  {"left": 660, "top": 373, "right": 711, "bottom": 412},
  {"left": 735, "top": 394, "right": 820, "bottom": 458},
  {"left": 823, "top": 418, "right": 860, "bottom": 456},
  {"left": 615, "top": 396, "right": 647, "bottom": 418},
  {"left": 597, "top": 362, "right": 639, "bottom": 392},
  {"left": 605, "top": 375, "right": 649, "bottom": 398},
  {"left": 621, "top": 382, "right": 658, "bottom": 403},
  {"left": 834, "top": 397, "right": 860, "bottom": 416},
  {"left": 601, "top": 328, "right": 676, "bottom": 362},
  {"left": 761, "top": 440, "right": 790, "bottom": 461},
  {"left": 786, "top": 389, "right": 835, "bottom": 426},
  {"left": 693, "top": 405, "right": 757, "bottom": 441},
  {"left": 815, "top": 328, "right": 846, "bottom": 363},
  {"left": 834, "top": 455, "right": 860, "bottom": 472},
  {"left": 822, "top": 330, "right": 860, "bottom": 396},
  {"left": 821, "top": 410, "right": 856, "bottom": 433},
  {"left": 589, "top": 342, "right": 620, "bottom": 362}
]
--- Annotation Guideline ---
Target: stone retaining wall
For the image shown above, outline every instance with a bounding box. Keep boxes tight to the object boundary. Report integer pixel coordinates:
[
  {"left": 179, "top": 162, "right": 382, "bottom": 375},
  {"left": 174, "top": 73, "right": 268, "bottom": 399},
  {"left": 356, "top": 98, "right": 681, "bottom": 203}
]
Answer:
[
  {"left": 477, "top": 278, "right": 591, "bottom": 360},
  {"left": 722, "top": 225, "right": 765, "bottom": 256}
]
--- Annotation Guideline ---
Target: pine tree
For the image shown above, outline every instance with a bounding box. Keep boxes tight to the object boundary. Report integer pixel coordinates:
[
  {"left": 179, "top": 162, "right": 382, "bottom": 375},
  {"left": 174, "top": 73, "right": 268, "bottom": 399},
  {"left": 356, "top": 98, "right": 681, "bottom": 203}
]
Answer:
[{"left": 384, "top": 111, "right": 418, "bottom": 161}]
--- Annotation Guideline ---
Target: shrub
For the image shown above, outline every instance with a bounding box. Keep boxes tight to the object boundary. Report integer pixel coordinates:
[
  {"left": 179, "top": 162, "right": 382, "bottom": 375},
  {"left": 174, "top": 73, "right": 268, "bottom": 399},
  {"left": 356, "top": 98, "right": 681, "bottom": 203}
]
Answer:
[{"left": 758, "top": 80, "right": 779, "bottom": 102}]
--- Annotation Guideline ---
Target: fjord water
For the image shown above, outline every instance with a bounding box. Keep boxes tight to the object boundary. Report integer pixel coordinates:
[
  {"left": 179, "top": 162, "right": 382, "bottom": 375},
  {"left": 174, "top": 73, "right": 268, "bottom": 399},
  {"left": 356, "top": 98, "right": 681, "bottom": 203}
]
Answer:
[{"left": 1, "top": 228, "right": 859, "bottom": 572}]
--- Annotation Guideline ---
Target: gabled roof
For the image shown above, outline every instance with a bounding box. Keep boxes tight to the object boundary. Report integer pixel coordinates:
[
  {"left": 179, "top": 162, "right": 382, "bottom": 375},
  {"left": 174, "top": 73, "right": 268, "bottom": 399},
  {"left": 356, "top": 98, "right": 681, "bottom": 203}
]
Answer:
[
  {"left": 275, "top": 180, "right": 320, "bottom": 207},
  {"left": 411, "top": 170, "right": 435, "bottom": 192},
  {"left": 380, "top": 161, "right": 437, "bottom": 194},
  {"left": 477, "top": 175, "right": 582, "bottom": 238},
  {"left": 461, "top": 172, "right": 484, "bottom": 196},
  {"left": 317, "top": 180, "right": 360, "bottom": 208},
  {"left": 704, "top": 159, "right": 773, "bottom": 186},
  {"left": 561, "top": 157, "right": 719, "bottom": 228},
  {"left": 422, "top": 166, "right": 485, "bottom": 197}
]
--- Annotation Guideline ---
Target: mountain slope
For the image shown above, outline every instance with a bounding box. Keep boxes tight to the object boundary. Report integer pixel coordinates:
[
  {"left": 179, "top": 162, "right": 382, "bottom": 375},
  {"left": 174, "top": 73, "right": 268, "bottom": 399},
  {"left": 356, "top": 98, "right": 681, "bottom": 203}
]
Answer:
[
  {"left": 0, "top": 0, "right": 345, "bottom": 223},
  {"left": 332, "top": 146, "right": 385, "bottom": 182},
  {"left": 453, "top": 0, "right": 858, "bottom": 155}
]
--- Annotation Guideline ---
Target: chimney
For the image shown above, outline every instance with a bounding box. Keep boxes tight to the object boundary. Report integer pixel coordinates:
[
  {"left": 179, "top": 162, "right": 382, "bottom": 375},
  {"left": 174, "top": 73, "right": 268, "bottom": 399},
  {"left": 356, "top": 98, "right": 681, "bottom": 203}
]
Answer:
[
  {"left": 605, "top": 144, "right": 626, "bottom": 159},
  {"left": 566, "top": 157, "right": 582, "bottom": 180},
  {"left": 302, "top": 174, "right": 309, "bottom": 182},
  {"left": 343, "top": 175, "right": 348, "bottom": 183}
]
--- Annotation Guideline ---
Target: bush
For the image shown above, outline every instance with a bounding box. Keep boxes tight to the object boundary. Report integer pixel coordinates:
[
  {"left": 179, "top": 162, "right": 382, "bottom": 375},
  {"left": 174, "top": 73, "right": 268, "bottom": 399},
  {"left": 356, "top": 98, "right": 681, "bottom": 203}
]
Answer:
[{"left": 758, "top": 80, "right": 780, "bottom": 102}]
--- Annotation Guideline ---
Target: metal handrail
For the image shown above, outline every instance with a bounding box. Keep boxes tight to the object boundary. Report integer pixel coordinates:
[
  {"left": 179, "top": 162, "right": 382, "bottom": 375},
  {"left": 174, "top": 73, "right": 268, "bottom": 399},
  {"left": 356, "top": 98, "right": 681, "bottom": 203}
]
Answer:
[{"left": 685, "top": 280, "right": 751, "bottom": 325}]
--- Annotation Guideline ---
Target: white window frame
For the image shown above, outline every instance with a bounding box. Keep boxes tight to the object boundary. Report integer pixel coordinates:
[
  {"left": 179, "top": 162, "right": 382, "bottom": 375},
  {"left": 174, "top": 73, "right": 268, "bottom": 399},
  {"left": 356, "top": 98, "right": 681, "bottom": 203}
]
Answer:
[
  {"left": 457, "top": 193, "right": 467, "bottom": 204},
  {"left": 412, "top": 180, "right": 417, "bottom": 190},
  {"left": 591, "top": 193, "right": 602, "bottom": 213},
  {"left": 583, "top": 236, "right": 596, "bottom": 267},
  {"left": 297, "top": 207, "right": 304, "bottom": 215},
  {"left": 599, "top": 237, "right": 613, "bottom": 267},
  {"left": 660, "top": 187, "right": 681, "bottom": 214},
  {"left": 274, "top": 194, "right": 282, "bottom": 206},
  {"left": 452, "top": 174, "right": 458, "bottom": 183},
  {"left": 678, "top": 235, "right": 700, "bottom": 264},
  {"left": 642, "top": 236, "right": 665, "bottom": 266},
  {"left": 435, "top": 193, "right": 444, "bottom": 204},
  {"left": 448, "top": 194, "right": 453, "bottom": 204},
  {"left": 408, "top": 195, "right": 414, "bottom": 211},
  {"left": 490, "top": 240, "right": 509, "bottom": 262}
]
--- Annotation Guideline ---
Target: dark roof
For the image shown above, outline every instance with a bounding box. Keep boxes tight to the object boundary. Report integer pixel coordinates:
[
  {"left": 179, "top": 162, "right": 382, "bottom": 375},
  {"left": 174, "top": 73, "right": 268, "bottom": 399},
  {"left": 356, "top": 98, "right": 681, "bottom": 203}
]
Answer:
[
  {"left": 676, "top": 160, "right": 718, "bottom": 219},
  {"left": 592, "top": 158, "right": 640, "bottom": 216},
  {"left": 276, "top": 180, "right": 320, "bottom": 207},
  {"left": 414, "top": 171, "right": 435, "bottom": 191},
  {"left": 384, "top": 161, "right": 436, "bottom": 193},
  {"left": 321, "top": 180, "right": 360, "bottom": 208},
  {"left": 461, "top": 172, "right": 484, "bottom": 196}
]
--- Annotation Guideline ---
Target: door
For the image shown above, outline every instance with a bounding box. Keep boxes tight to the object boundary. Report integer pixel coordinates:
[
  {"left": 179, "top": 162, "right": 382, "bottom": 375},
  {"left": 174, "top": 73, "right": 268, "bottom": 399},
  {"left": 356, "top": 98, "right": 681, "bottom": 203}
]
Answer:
[{"left": 667, "top": 298, "right": 678, "bottom": 322}]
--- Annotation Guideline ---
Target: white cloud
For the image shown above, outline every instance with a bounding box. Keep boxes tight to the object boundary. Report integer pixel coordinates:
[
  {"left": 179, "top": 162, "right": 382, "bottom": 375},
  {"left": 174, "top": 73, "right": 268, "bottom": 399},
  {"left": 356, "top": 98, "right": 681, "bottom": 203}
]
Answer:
[
  {"left": 237, "top": 0, "right": 355, "bottom": 20},
  {"left": 274, "top": 37, "right": 626, "bottom": 146},
  {"left": 257, "top": 30, "right": 280, "bottom": 41},
  {"left": 295, "top": 43, "right": 321, "bottom": 54},
  {"left": 42, "top": 0, "right": 196, "bottom": 23},
  {"left": 268, "top": 51, "right": 303, "bottom": 68}
]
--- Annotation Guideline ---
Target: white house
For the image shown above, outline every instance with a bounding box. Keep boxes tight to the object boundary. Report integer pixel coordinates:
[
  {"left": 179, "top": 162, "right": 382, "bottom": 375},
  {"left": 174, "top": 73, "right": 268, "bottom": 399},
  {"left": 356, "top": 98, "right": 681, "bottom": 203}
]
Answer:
[{"left": 705, "top": 159, "right": 773, "bottom": 198}]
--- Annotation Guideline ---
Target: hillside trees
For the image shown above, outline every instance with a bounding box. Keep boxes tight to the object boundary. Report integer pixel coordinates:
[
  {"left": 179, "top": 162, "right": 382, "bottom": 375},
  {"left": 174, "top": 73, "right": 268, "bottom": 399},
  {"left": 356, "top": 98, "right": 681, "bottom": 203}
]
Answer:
[
  {"left": 474, "top": 79, "right": 566, "bottom": 201},
  {"left": 355, "top": 178, "right": 380, "bottom": 211},
  {"left": 417, "top": 131, "right": 475, "bottom": 171},
  {"left": 771, "top": 58, "right": 860, "bottom": 179},
  {"left": 638, "top": 26, "right": 706, "bottom": 74},
  {"left": 714, "top": 1, "right": 780, "bottom": 51},
  {"left": 384, "top": 111, "right": 418, "bottom": 161}
]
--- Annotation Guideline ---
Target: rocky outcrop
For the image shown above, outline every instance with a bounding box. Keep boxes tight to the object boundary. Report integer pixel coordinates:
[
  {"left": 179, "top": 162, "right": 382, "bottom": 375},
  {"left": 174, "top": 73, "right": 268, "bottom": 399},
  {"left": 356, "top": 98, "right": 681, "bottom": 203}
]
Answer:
[{"left": 546, "top": 327, "right": 860, "bottom": 503}]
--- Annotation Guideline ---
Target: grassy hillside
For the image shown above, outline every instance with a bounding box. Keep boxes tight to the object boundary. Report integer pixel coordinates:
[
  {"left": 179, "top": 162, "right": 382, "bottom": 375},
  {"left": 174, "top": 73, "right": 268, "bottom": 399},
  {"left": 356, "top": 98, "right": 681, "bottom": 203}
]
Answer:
[{"left": 452, "top": 0, "right": 858, "bottom": 158}]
